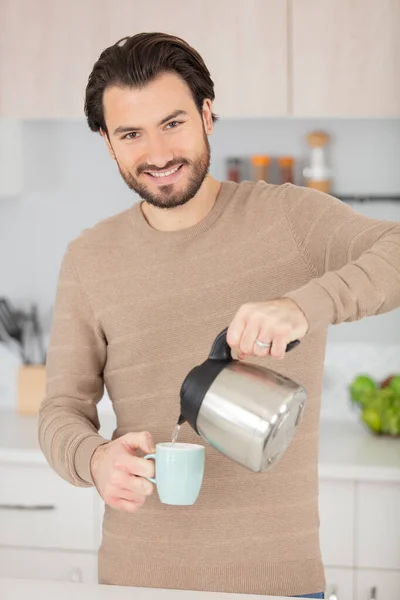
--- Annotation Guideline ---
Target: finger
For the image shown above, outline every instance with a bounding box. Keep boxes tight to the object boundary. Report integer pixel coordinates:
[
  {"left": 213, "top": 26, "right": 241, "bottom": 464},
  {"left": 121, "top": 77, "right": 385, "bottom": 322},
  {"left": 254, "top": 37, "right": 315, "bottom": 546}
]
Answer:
[
  {"left": 120, "top": 431, "right": 155, "bottom": 454},
  {"left": 119, "top": 486, "right": 152, "bottom": 502},
  {"left": 108, "top": 496, "right": 145, "bottom": 513},
  {"left": 105, "top": 484, "right": 150, "bottom": 503},
  {"left": 110, "top": 470, "right": 154, "bottom": 496},
  {"left": 114, "top": 454, "right": 155, "bottom": 479},
  {"left": 226, "top": 306, "right": 249, "bottom": 350},
  {"left": 129, "top": 475, "right": 154, "bottom": 496},
  {"left": 239, "top": 321, "right": 261, "bottom": 356},
  {"left": 253, "top": 338, "right": 271, "bottom": 358},
  {"left": 270, "top": 335, "right": 288, "bottom": 360},
  {"left": 253, "top": 324, "right": 272, "bottom": 357}
]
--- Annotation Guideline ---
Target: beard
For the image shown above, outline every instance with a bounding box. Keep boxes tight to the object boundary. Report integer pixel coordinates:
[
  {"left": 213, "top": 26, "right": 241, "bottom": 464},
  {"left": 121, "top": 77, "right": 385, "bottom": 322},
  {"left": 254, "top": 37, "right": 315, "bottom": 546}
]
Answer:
[{"left": 115, "top": 129, "right": 211, "bottom": 210}]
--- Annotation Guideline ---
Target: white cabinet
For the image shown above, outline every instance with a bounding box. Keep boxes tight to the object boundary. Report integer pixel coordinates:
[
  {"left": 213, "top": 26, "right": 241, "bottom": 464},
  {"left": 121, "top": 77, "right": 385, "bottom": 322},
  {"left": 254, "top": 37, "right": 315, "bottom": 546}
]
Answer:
[
  {"left": 0, "top": 120, "right": 22, "bottom": 197},
  {"left": 0, "top": 461, "right": 98, "bottom": 583},
  {"left": 0, "top": 463, "right": 96, "bottom": 551},
  {"left": 291, "top": 0, "right": 400, "bottom": 116},
  {"left": 319, "top": 480, "right": 355, "bottom": 567},
  {"left": 319, "top": 480, "right": 400, "bottom": 599},
  {"left": 355, "top": 569, "right": 400, "bottom": 600},
  {"left": 355, "top": 483, "right": 400, "bottom": 570},
  {"left": 324, "top": 567, "right": 354, "bottom": 600},
  {"left": 0, "top": 547, "right": 96, "bottom": 583}
]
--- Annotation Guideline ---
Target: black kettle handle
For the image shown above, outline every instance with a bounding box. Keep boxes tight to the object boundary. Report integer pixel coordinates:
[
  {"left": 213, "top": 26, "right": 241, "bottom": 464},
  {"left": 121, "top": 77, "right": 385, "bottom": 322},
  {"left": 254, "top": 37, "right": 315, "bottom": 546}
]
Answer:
[{"left": 208, "top": 327, "right": 300, "bottom": 361}]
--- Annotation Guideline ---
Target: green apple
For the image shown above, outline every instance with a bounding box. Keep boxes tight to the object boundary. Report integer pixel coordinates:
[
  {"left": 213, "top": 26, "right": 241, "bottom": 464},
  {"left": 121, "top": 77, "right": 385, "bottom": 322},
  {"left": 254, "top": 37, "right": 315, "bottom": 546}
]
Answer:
[{"left": 362, "top": 407, "right": 382, "bottom": 433}]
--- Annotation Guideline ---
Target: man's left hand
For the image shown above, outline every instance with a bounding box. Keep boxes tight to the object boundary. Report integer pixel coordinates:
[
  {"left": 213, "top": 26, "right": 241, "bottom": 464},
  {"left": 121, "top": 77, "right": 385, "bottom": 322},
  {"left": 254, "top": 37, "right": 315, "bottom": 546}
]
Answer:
[{"left": 226, "top": 298, "right": 309, "bottom": 361}]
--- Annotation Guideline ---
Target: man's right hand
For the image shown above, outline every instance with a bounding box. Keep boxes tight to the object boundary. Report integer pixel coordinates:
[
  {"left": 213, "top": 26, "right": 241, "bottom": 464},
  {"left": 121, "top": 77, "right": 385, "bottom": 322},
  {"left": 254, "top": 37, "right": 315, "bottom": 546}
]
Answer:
[{"left": 90, "top": 431, "right": 156, "bottom": 513}]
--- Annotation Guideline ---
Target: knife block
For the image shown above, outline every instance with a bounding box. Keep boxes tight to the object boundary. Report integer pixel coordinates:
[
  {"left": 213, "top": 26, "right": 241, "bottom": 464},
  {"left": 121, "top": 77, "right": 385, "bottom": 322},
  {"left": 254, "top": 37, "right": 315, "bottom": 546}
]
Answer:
[{"left": 17, "top": 365, "right": 46, "bottom": 415}]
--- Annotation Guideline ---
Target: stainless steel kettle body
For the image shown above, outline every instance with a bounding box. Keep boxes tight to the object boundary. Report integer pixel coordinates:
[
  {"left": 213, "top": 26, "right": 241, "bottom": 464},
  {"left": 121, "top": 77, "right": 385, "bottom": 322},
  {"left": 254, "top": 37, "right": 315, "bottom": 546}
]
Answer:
[{"left": 179, "top": 328, "right": 307, "bottom": 472}]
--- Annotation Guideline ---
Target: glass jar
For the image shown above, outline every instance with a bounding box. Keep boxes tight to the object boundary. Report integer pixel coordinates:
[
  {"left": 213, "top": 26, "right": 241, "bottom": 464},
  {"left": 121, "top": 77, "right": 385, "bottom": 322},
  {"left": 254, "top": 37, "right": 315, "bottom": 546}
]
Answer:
[
  {"left": 251, "top": 155, "right": 271, "bottom": 182},
  {"left": 303, "top": 131, "right": 332, "bottom": 193},
  {"left": 278, "top": 156, "right": 294, "bottom": 184},
  {"left": 226, "top": 158, "right": 241, "bottom": 183}
]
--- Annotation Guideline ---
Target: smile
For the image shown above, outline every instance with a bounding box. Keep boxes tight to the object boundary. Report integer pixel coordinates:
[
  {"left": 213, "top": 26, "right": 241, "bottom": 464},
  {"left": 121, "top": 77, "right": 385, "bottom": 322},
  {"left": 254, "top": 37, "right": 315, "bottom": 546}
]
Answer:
[
  {"left": 143, "top": 164, "right": 184, "bottom": 187},
  {"left": 145, "top": 164, "right": 182, "bottom": 178}
]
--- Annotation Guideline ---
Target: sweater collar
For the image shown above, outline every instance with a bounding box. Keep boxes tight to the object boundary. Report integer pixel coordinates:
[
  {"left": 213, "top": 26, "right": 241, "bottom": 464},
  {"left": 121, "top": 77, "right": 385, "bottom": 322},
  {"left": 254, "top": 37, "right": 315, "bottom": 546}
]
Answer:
[{"left": 130, "top": 181, "right": 236, "bottom": 242}]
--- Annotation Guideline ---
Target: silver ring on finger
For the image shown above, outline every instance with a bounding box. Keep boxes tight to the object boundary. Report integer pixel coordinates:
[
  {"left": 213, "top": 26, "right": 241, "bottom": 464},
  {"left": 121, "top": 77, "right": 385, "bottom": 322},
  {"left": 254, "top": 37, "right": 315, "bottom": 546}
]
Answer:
[{"left": 255, "top": 339, "right": 271, "bottom": 349}]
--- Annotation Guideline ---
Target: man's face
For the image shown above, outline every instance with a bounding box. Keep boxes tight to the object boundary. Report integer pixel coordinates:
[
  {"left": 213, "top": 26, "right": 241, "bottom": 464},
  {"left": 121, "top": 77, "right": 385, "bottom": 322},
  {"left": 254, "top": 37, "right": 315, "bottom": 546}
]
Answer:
[{"left": 102, "top": 72, "right": 213, "bottom": 209}]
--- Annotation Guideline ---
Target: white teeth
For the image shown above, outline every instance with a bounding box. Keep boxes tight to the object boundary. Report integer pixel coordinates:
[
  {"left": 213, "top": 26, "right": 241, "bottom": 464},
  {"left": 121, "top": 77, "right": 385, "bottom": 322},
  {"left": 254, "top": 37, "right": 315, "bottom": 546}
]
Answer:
[{"left": 148, "top": 165, "right": 180, "bottom": 178}]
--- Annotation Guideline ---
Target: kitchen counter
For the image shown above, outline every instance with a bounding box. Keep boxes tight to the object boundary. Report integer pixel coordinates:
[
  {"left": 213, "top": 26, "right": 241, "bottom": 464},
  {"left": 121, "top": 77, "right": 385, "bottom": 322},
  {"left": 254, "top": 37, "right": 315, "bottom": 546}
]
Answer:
[
  {"left": 0, "top": 409, "right": 399, "bottom": 482},
  {"left": 0, "top": 578, "right": 292, "bottom": 600}
]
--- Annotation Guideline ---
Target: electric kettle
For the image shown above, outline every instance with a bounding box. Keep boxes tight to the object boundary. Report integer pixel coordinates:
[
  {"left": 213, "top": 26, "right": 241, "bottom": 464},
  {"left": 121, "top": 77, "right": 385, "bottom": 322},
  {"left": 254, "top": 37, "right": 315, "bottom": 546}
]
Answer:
[{"left": 178, "top": 327, "right": 307, "bottom": 472}]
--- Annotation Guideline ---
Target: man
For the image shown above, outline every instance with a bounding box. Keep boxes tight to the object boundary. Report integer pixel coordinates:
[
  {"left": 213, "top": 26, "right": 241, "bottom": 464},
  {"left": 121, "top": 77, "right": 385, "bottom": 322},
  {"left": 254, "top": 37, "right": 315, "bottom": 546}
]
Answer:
[{"left": 38, "top": 32, "right": 400, "bottom": 599}]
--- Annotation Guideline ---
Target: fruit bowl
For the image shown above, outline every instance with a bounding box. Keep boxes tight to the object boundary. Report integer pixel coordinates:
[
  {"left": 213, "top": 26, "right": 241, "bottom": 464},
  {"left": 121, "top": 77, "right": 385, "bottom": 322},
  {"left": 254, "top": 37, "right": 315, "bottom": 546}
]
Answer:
[{"left": 349, "top": 374, "right": 400, "bottom": 437}]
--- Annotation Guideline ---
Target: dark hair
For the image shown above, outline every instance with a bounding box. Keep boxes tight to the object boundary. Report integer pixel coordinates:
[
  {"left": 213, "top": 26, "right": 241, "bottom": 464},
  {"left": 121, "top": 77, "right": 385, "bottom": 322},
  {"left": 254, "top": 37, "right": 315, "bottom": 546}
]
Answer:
[{"left": 84, "top": 32, "right": 218, "bottom": 134}]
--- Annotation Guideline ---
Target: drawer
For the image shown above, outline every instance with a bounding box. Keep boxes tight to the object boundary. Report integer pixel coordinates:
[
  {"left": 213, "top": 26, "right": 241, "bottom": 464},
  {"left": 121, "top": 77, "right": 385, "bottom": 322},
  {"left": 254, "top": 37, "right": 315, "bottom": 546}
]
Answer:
[
  {"left": 0, "top": 463, "right": 95, "bottom": 551},
  {"left": 0, "top": 546, "right": 97, "bottom": 583},
  {"left": 355, "top": 568, "right": 400, "bottom": 600},
  {"left": 355, "top": 482, "right": 400, "bottom": 569},
  {"left": 324, "top": 567, "right": 354, "bottom": 600},
  {"left": 319, "top": 480, "right": 355, "bottom": 567}
]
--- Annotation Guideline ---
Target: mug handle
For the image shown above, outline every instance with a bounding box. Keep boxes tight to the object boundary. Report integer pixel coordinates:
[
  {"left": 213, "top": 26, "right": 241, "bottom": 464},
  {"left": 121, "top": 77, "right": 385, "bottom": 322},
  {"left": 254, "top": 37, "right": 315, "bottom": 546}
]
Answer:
[{"left": 143, "top": 454, "right": 156, "bottom": 484}]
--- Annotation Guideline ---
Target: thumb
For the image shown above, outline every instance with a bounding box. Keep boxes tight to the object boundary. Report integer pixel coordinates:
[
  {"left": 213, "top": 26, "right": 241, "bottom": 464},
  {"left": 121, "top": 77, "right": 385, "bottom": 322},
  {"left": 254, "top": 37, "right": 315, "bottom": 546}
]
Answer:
[{"left": 121, "top": 431, "right": 155, "bottom": 454}]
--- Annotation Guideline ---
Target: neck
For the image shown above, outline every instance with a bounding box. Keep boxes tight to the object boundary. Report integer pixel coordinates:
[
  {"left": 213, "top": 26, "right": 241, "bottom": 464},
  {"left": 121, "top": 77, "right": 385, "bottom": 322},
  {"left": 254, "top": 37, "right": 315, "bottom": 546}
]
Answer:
[{"left": 140, "top": 175, "right": 222, "bottom": 232}]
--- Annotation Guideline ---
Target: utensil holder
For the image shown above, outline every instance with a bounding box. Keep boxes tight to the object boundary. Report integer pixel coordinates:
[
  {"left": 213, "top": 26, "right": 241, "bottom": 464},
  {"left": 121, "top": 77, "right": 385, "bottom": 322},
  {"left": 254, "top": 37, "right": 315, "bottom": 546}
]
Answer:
[{"left": 17, "top": 365, "right": 46, "bottom": 414}]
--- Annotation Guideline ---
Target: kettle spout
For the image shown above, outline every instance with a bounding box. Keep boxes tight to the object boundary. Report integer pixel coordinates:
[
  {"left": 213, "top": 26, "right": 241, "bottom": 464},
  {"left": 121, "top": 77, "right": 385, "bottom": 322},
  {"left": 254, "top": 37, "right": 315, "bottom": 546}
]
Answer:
[{"left": 177, "top": 414, "right": 186, "bottom": 426}]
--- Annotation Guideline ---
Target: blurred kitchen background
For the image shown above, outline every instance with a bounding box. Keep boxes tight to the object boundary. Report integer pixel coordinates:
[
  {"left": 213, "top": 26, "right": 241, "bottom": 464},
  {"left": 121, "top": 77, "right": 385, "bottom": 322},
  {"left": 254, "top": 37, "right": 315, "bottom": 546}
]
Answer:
[{"left": 0, "top": 1, "right": 399, "bottom": 598}]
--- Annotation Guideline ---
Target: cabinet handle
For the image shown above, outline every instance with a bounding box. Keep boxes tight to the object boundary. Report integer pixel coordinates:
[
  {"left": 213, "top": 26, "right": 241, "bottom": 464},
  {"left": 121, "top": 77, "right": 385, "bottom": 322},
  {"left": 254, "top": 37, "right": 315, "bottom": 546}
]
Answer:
[
  {"left": 327, "top": 585, "right": 338, "bottom": 600},
  {"left": 69, "top": 568, "right": 83, "bottom": 583},
  {"left": 370, "top": 586, "right": 377, "bottom": 600},
  {"left": 0, "top": 503, "right": 56, "bottom": 510}
]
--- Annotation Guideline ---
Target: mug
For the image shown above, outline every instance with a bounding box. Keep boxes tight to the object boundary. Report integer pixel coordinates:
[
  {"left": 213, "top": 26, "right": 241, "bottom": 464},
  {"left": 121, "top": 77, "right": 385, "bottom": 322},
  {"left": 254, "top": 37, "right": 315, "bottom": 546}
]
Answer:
[{"left": 144, "top": 442, "right": 205, "bottom": 505}]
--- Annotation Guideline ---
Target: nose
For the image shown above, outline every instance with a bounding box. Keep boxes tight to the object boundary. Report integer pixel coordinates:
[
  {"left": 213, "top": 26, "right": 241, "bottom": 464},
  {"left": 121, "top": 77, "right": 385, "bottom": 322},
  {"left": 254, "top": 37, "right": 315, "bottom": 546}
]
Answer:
[{"left": 144, "top": 132, "right": 174, "bottom": 169}]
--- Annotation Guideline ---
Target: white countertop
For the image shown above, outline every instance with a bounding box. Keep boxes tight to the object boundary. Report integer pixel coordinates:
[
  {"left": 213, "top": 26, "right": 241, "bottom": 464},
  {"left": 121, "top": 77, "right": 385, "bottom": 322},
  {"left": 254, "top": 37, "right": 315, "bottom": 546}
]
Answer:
[
  {"left": 0, "top": 409, "right": 399, "bottom": 482},
  {"left": 0, "top": 578, "right": 292, "bottom": 600}
]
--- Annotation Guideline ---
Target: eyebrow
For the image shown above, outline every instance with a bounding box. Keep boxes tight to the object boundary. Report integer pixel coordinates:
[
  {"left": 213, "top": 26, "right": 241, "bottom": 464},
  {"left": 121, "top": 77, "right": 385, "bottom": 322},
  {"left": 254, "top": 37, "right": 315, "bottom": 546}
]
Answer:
[{"left": 113, "top": 110, "right": 188, "bottom": 136}]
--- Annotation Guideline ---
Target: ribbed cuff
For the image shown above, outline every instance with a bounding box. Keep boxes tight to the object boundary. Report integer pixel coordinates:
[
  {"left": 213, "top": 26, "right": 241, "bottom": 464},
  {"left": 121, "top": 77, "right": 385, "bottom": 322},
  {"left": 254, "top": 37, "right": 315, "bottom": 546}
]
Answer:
[
  {"left": 74, "top": 434, "right": 109, "bottom": 485},
  {"left": 284, "top": 280, "right": 336, "bottom": 334}
]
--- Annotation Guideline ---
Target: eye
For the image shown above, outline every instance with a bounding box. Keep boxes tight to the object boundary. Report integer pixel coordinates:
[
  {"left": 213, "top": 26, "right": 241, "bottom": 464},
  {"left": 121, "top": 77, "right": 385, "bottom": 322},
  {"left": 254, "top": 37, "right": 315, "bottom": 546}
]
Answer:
[
  {"left": 166, "top": 120, "right": 182, "bottom": 129},
  {"left": 122, "top": 132, "right": 139, "bottom": 140}
]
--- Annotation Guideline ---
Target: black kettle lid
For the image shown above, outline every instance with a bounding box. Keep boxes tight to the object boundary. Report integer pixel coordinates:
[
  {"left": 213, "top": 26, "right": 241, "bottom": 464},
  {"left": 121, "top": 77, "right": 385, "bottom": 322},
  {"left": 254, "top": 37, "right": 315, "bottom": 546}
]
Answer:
[{"left": 179, "top": 328, "right": 232, "bottom": 432}]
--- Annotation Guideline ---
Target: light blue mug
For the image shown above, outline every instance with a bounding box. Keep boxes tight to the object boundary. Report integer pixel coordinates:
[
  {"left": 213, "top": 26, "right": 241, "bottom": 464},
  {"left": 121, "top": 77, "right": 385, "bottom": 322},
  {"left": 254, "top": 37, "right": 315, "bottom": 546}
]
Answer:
[{"left": 144, "top": 442, "right": 205, "bottom": 505}]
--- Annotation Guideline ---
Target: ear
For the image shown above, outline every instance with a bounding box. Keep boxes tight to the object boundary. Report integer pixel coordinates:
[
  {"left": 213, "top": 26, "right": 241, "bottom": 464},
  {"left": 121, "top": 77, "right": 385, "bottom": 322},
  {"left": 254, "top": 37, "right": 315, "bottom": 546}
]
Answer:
[
  {"left": 202, "top": 99, "right": 214, "bottom": 135},
  {"left": 100, "top": 129, "right": 116, "bottom": 160}
]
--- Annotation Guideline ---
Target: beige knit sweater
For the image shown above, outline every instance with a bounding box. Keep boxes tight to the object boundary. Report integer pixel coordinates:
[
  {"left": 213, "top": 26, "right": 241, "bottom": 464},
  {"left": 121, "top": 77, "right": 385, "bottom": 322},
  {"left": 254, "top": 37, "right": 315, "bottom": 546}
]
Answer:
[{"left": 39, "top": 181, "right": 400, "bottom": 597}]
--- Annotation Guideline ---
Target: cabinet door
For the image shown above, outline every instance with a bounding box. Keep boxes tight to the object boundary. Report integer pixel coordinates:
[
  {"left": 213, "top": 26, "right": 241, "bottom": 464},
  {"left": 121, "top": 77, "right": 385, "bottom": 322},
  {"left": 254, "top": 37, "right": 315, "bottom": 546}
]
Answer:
[
  {"left": 0, "top": 0, "right": 288, "bottom": 118},
  {"left": 0, "top": 547, "right": 97, "bottom": 583},
  {"left": 291, "top": 0, "right": 400, "bottom": 116},
  {"left": 0, "top": 463, "right": 96, "bottom": 551},
  {"left": 319, "top": 480, "right": 355, "bottom": 567},
  {"left": 0, "top": 0, "right": 111, "bottom": 117},
  {"left": 355, "top": 482, "right": 400, "bottom": 570},
  {"left": 324, "top": 567, "right": 354, "bottom": 600},
  {"left": 355, "top": 569, "right": 400, "bottom": 600},
  {"left": 105, "top": 0, "right": 290, "bottom": 118}
]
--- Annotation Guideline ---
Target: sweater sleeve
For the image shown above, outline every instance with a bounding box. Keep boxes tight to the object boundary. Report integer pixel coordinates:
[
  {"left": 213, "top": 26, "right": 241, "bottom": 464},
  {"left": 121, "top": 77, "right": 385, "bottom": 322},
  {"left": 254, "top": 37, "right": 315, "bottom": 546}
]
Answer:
[
  {"left": 38, "top": 247, "right": 109, "bottom": 487},
  {"left": 282, "top": 185, "right": 400, "bottom": 333}
]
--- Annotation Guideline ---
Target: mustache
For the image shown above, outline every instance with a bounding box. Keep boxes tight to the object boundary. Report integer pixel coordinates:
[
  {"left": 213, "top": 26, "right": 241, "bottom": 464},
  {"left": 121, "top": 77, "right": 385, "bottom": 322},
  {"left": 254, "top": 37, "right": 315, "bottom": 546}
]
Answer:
[{"left": 137, "top": 158, "right": 190, "bottom": 175}]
